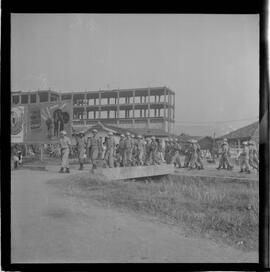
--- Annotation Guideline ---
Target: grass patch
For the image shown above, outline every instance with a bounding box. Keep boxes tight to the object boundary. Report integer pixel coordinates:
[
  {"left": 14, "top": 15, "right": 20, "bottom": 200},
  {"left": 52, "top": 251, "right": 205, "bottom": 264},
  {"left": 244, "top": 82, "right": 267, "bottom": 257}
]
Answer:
[{"left": 50, "top": 173, "right": 258, "bottom": 251}]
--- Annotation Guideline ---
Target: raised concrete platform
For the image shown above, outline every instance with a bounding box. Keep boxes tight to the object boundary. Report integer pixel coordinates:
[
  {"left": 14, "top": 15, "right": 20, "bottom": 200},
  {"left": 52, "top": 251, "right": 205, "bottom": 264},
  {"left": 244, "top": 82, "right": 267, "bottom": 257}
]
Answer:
[{"left": 90, "top": 164, "right": 175, "bottom": 181}]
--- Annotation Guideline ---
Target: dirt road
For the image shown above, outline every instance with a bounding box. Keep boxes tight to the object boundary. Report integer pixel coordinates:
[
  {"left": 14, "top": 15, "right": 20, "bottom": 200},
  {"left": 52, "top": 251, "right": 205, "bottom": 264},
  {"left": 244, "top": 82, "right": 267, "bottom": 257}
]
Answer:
[{"left": 11, "top": 169, "right": 258, "bottom": 263}]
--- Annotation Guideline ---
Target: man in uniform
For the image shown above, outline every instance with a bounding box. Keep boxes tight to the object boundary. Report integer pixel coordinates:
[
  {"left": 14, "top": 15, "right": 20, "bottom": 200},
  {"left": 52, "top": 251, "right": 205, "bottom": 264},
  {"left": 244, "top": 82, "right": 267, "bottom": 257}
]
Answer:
[
  {"left": 134, "top": 135, "right": 144, "bottom": 166},
  {"left": 144, "top": 138, "right": 152, "bottom": 165},
  {"left": 76, "top": 130, "right": 87, "bottom": 170},
  {"left": 217, "top": 139, "right": 233, "bottom": 170},
  {"left": 104, "top": 132, "right": 116, "bottom": 168},
  {"left": 188, "top": 139, "right": 200, "bottom": 170},
  {"left": 171, "top": 138, "right": 182, "bottom": 168},
  {"left": 130, "top": 134, "right": 137, "bottom": 166},
  {"left": 155, "top": 138, "right": 165, "bottom": 164},
  {"left": 248, "top": 140, "right": 259, "bottom": 172},
  {"left": 164, "top": 139, "right": 170, "bottom": 164},
  {"left": 150, "top": 136, "right": 158, "bottom": 165},
  {"left": 87, "top": 129, "right": 100, "bottom": 168},
  {"left": 59, "top": 130, "right": 71, "bottom": 173},
  {"left": 238, "top": 141, "right": 251, "bottom": 173},
  {"left": 195, "top": 141, "right": 204, "bottom": 170},
  {"left": 183, "top": 140, "right": 192, "bottom": 168},
  {"left": 118, "top": 134, "right": 125, "bottom": 166},
  {"left": 123, "top": 132, "right": 132, "bottom": 166}
]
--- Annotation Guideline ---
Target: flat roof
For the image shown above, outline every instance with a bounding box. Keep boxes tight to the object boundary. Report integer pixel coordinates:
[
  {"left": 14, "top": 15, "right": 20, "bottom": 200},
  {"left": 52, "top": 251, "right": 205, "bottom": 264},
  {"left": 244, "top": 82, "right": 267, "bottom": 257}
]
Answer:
[{"left": 11, "top": 86, "right": 175, "bottom": 95}]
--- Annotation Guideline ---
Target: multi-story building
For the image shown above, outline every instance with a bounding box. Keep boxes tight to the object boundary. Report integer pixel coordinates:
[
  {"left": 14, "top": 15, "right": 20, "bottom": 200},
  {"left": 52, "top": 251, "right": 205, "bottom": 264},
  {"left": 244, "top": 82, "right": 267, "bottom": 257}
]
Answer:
[{"left": 11, "top": 86, "right": 175, "bottom": 135}]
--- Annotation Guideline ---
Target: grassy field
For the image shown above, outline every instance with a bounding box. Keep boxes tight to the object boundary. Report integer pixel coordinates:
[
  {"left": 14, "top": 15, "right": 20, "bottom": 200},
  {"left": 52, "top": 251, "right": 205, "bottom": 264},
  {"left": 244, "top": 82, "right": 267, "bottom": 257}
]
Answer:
[{"left": 49, "top": 172, "right": 258, "bottom": 252}]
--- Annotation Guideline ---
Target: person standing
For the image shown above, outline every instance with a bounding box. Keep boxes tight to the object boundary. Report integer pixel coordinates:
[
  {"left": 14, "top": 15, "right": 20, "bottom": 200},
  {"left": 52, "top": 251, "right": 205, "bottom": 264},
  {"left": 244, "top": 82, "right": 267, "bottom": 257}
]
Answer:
[
  {"left": 131, "top": 134, "right": 136, "bottom": 166},
  {"left": 136, "top": 135, "right": 145, "bottom": 166},
  {"left": 164, "top": 139, "right": 170, "bottom": 164},
  {"left": 238, "top": 141, "right": 251, "bottom": 173},
  {"left": 150, "top": 136, "right": 158, "bottom": 165},
  {"left": 188, "top": 139, "right": 199, "bottom": 170},
  {"left": 196, "top": 142, "right": 204, "bottom": 169},
  {"left": 217, "top": 139, "right": 233, "bottom": 170},
  {"left": 123, "top": 132, "right": 132, "bottom": 166},
  {"left": 118, "top": 134, "right": 125, "bottom": 166},
  {"left": 183, "top": 141, "right": 192, "bottom": 168},
  {"left": 171, "top": 138, "right": 182, "bottom": 168},
  {"left": 104, "top": 132, "right": 116, "bottom": 168},
  {"left": 76, "top": 131, "right": 87, "bottom": 170},
  {"left": 144, "top": 138, "right": 152, "bottom": 165},
  {"left": 59, "top": 130, "right": 71, "bottom": 173},
  {"left": 87, "top": 129, "right": 100, "bottom": 168}
]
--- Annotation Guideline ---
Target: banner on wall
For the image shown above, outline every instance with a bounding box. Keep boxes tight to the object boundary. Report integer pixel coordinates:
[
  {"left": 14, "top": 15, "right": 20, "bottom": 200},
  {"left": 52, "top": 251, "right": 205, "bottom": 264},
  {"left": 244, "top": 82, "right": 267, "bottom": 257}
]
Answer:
[
  {"left": 25, "top": 101, "right": 72, "bottom": 143},
  {"left": 11, "top": 106, "right": 25, "bottom": 143}
]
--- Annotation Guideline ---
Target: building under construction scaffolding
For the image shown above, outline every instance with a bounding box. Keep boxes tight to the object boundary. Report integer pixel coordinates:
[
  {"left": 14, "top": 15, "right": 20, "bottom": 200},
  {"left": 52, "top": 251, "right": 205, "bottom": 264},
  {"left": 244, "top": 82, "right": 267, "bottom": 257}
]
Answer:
[{"left": 11, "top": 86, "right": 175, "bottom": 134}]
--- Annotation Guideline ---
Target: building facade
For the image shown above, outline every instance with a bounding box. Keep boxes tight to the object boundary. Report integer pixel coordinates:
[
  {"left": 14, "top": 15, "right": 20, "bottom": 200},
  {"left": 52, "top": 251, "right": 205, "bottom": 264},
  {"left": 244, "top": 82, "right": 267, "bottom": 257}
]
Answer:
[{"left": 11, "top": 86, "right": 175, "bottom": 135}]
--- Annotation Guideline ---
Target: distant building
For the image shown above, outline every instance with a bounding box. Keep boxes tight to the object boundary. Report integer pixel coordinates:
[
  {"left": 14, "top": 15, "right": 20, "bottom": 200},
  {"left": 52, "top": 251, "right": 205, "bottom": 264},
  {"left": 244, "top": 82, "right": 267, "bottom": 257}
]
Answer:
[
  {"left": 11, "top": 86, "right": 175, "bottom": 136},
  {"left": 198, "top": 136, "right": 214, "bottom": 151},
  {"left": 217, "top": 121, "right": 259, "bottom": 148}
]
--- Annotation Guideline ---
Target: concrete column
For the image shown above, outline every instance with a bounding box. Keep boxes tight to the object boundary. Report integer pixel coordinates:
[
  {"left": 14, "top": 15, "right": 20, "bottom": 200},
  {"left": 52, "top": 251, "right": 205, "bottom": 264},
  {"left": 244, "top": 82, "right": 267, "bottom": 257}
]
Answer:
[
  {"left": 98, "top": 92, "right": 101, "bottom": 119},
  {"left": 173, "top": 93, "right": 175, "bottom": 122},
  {"left": 117, "top": 91, "right": 120, "bottom": 118},
  {"left": 168, "top": 92, "right": 171, "bottom": 122},
  {"left": 148, "top": 88, "right": 150, "bottom": 117},
  {"left": 147, "top": 88, "right": 150, "bottom": 128},
  {"left": 132, "top": 90, "right": 135, "bottom": 119},
  {"left": 84, "top": 92, "right": 87, "bottom": 119},
  {"left": 164, "top": 88, "right": 167, "bottom": 120}
]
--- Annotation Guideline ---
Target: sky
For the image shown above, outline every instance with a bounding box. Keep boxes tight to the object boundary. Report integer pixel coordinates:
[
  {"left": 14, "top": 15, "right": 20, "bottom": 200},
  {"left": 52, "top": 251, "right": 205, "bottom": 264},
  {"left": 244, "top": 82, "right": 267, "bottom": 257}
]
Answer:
[{"left": 11, "top": 14, "right": 259, "bottom": 136}]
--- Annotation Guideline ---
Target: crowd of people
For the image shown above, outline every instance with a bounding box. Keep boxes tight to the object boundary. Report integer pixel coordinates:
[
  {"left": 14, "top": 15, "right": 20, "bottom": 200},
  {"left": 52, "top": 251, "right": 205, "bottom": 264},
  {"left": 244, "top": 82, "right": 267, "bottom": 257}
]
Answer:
[{"left": 57, "top": 129, "right": 259, "bottom": 174}]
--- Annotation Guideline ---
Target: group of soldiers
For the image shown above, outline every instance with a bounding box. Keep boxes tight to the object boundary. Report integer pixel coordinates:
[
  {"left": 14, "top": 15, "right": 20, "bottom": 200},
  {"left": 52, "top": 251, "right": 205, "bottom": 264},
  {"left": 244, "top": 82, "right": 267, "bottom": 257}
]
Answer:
[
  {"left": 216, "top": 138, "right": 259, "bottom": 174},
  {"left": 58, "top": 129, "right": 204, "bottom": 172},
  {"left": 57, "top": 129, "right": 259, "bottom": 174},
  {"left": 74, "top": 130, "right": 183, "bottom": 169}
]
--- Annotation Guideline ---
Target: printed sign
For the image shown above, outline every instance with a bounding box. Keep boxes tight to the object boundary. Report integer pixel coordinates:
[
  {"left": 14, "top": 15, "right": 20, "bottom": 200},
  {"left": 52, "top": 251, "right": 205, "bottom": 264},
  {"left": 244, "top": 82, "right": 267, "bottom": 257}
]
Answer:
[
  {"left": 25, "top": 101, "right": 72, "bottom": 143},
  {"left": 11, "top": 106, "right": 25, "bottom": 143}
]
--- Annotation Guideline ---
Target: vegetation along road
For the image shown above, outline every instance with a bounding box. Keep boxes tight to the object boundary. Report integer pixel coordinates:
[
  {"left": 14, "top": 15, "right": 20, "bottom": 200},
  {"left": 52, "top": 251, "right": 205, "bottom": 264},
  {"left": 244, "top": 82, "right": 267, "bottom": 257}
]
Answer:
[{"left": 11, "top": 168, "right": 258, "bottom": 263}]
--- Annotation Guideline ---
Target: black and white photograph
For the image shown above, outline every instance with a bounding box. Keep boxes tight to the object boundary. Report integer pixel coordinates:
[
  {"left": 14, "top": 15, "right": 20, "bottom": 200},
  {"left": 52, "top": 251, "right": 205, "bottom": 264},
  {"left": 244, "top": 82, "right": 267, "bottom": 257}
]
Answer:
[{"left": 9, "top": 13, "right": 260, "bottom": 264}]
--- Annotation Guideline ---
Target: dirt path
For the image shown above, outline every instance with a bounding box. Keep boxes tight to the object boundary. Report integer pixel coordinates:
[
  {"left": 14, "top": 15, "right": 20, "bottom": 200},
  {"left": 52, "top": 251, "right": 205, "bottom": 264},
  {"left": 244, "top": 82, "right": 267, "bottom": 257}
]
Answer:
[{"left": 11, "top": 169, "right": 258, "bottom": 263}]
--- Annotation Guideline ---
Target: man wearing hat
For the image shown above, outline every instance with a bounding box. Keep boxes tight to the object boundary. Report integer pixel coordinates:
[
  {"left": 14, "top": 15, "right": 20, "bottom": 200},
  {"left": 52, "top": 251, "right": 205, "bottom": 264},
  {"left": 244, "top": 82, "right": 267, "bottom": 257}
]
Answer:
[
  {"left": 188, "top": 139, "right": 199, "bottom": 169},
  {"left": 149, "top": 136, "right": 158, "bottom": 165},
  {"left": 59, "top": 130, "right": 71, "bottom": 173},
  {"left": 216, "top": 140, "right": 233, "bottom": 170},
  {"left": 183, "top": 140, "right": 192, "bottom": 168},
  {"left": 117, "top": 134, "right": 125, "bottom": 167},
  {"left": 164, "top": 139, "right": 170, "bottom": 164},
  {"left": 87, "top": 129, "right": 100, "bottom": 168},
  {"left": 104, "top": 132, "right": 116, "bottom": 168},
  {"left": 238, "top": 141, "right": 251, "bottom": 173},
  {"left": 144, "top": 138, "right": 152, "bottom": 165},
  {"left": 76, "top": 130, "right": 87, "bottom": 170},
  {"left": 130, "top": 134, "right": 137, "bottom": 166},
  {"left": 135, "top": 135, "right": 145, "bottom": 166},
  {"left": 171, "top": 138, "right": 182, "bottom": 168},
  {"left": 13, "top": 149, "right": 23, "bottom": 169},
  {"left": 248, "top": 141, "right": 259, "bottom": 172},
  {"left": 123, "top": 132, "right": 132, "bottom": 166}
]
